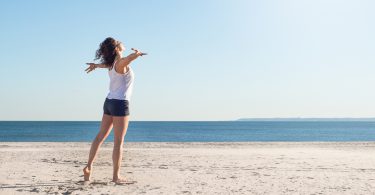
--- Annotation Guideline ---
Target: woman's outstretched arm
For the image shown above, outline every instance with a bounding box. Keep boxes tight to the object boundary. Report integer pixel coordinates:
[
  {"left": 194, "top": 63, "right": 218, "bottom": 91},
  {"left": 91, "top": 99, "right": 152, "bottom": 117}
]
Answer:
[
  {"left": 85, "top": 63, "right": 108, "bottom": 73},
  {"left": 116, "top": 48, "right": 146, "bottom": 71}
]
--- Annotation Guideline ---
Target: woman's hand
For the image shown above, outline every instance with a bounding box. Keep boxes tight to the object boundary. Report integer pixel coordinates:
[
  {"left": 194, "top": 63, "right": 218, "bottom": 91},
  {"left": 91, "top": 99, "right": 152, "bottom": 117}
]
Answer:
[
  {"left": 131, "top": 48, "right": 147, "bottom": 56},
  {"left": 85, "top": 63, "right": 97, "bottom": 73}
]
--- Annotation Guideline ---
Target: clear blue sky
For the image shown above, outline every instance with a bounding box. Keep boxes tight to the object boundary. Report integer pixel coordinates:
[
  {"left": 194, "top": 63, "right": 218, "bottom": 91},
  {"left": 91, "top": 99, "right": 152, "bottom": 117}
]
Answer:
[{"left": 0, "top": 0, "right": 374, "bottom": 121}]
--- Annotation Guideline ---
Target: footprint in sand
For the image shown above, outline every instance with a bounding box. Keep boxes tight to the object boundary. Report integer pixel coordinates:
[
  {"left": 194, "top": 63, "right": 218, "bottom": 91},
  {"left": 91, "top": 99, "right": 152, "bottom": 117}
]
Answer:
[
  {"left": 159, "top": 165, "right": 168, "bottom": 169},
  {"left": 252, "top": 172, "right": 260, "bottom": 176},
  {"left": 30, "top": 188, "right": 40, "bottom": 193}
]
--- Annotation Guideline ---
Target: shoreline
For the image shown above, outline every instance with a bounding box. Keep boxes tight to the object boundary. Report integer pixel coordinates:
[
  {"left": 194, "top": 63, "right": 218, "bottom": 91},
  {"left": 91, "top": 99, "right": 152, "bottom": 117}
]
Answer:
[{"left": 1, "top": 142, "right": 375, "bottom": 194}]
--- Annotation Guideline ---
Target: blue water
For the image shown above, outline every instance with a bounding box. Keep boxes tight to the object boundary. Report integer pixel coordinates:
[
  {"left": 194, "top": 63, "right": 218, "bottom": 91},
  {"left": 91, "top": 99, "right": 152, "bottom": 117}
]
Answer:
[{"left": 0, "top": 121, "right": 375, "bottom": 142}]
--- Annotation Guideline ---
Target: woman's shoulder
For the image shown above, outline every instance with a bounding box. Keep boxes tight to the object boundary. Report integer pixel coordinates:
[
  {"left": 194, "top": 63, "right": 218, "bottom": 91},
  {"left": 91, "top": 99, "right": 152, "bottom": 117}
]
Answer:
[{"left": 116, "top": 57, "right": 130, "bottom": 66}]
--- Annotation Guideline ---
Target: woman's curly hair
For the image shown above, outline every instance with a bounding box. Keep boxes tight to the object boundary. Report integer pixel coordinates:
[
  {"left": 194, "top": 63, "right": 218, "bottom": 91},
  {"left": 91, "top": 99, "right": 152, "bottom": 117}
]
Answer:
[{"left": 94, "top": 37, "right": 119, "bottom": 68}]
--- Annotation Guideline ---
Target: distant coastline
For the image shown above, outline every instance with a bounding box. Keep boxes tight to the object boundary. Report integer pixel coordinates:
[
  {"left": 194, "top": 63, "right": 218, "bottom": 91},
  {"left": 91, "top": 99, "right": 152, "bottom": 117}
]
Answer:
[{"left": 237, "top": 118, "right": 375, "bottom": 121}]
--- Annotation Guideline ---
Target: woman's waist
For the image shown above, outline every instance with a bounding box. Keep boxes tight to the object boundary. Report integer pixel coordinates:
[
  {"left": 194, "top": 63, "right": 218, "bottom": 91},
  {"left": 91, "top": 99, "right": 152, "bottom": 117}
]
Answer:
[
  {"left": 105, "top": 97, "right": 129, "bottom": 102},
  {"left": 106, "top": 92, "right": 132, "bottom": 100}
]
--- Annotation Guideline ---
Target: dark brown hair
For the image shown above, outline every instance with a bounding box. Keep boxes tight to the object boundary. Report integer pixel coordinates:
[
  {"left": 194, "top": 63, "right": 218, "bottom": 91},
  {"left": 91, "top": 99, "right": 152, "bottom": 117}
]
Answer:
[{"left": 94, "top": 37, "right": 119, "bottom": 68}]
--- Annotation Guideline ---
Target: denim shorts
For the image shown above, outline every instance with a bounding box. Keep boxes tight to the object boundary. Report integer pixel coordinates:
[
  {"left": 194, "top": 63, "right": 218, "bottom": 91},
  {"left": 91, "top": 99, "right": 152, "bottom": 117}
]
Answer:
[{"left": 103, "top": 98, "right": 129, "bottom": 116}]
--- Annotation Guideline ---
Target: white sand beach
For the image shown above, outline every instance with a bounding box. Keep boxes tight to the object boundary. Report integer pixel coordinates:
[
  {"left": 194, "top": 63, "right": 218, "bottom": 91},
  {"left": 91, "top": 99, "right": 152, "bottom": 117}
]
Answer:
[{"left": 1, "top": 142, "right": 375, "bottom": 194}]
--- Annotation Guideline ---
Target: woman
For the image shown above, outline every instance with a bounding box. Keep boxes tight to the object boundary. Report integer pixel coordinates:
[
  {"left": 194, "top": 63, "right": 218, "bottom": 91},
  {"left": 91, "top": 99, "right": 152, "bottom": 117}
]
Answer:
[{"left": 83, "top": 37, "right": 146, "bottom": 184}]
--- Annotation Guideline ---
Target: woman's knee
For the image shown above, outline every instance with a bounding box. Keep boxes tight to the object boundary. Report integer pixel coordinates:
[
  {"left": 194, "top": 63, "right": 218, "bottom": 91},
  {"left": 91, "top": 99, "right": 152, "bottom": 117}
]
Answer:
[
  {"left": 113, "top": 136, "right": 124, "bottom": 146},
  {"left": 95, "top": 133, "right": 107, "bottom": 143}
]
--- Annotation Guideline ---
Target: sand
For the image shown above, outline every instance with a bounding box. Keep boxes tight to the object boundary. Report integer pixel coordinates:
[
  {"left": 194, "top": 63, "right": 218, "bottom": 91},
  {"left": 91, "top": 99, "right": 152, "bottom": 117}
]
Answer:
[{"left": 0, "top": 142, "right": 375, "bottom": 194}]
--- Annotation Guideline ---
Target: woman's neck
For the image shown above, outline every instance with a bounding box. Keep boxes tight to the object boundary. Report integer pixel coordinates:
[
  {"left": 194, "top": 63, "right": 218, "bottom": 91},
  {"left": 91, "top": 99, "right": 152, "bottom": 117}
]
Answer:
[{"left": 115, "top": 53, "right": 122, "bottom": 61}]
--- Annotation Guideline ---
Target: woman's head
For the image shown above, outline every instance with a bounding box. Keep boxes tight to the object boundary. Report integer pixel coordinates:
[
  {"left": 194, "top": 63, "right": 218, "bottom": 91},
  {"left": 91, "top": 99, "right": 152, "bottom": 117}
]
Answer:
[{"left": 95, "top": 37, "right": 125, "bottom": 67}]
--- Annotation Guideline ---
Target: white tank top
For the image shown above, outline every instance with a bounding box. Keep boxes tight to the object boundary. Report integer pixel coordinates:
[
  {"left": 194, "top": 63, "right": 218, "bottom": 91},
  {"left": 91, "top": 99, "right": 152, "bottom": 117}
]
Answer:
[{"left": 106, "top": 60, "right": 134, "bottom": 101}]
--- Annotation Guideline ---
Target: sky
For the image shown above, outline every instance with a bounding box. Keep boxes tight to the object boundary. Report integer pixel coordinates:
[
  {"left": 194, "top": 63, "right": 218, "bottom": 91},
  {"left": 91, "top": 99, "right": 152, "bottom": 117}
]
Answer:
[{"left": 0, "top": 0, "right": 374, "bottom": 121}]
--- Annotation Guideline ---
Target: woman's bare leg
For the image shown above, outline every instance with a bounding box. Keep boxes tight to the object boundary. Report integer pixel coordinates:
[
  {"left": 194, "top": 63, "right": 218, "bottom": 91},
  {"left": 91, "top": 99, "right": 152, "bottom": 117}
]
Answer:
[
  {"left": 112, "top": 116, "right": 129, "bottom": 183},
  {"left": 83, "top": 114, "right": 113, "bottom": 181}
]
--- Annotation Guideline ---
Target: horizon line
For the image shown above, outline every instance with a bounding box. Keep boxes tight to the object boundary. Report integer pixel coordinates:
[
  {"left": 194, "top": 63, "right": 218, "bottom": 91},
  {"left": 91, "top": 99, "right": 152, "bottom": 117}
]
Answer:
[{"left": 1, "top": 117, "right": 375, "bottom": 122}]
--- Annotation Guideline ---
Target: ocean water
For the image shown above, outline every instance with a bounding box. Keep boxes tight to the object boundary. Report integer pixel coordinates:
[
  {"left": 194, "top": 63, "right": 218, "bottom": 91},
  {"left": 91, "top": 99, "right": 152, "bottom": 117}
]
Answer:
[{"left": 0, "top": 121, "right": 375, "bottom": 142}]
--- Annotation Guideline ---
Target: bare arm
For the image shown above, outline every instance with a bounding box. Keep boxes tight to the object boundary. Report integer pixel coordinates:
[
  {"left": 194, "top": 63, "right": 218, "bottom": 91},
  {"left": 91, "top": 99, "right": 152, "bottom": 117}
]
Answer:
[
  {"left": 93, "top": 63, "right": 109, "bottom": 68},
  {"left": 85, "top": 63, "right": 109, "bottom": 73},
  {"left": 116, "top": 48, "right": 146, "bottom": 71}
]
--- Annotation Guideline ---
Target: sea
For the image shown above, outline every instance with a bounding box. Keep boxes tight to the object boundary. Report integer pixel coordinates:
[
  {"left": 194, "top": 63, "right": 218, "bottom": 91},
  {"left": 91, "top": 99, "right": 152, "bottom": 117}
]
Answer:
[{"left": 1, "top": 121, "right": 375, "bottom": 142}]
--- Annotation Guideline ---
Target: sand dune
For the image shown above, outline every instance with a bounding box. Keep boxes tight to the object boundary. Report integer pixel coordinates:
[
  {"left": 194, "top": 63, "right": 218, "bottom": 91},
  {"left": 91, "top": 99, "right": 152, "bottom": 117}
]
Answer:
[{"left": 1, "top": 142, "right": 375, "bottom": 194}]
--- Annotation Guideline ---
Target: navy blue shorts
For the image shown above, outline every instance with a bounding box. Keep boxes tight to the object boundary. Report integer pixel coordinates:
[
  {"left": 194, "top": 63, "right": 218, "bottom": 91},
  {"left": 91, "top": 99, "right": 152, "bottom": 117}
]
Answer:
[{"left": 103, "top": 98, "right": 130, "bottom": 116}]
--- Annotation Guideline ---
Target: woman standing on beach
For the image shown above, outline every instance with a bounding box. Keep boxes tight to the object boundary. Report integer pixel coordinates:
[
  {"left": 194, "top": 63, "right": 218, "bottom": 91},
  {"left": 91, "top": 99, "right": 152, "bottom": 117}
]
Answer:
[{"left": 83, "top": 37, "right": 146, "bottom": 184}]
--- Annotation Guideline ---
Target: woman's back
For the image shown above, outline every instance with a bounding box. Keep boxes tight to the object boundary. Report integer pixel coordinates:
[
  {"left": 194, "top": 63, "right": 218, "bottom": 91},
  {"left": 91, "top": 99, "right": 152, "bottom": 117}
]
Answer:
[{"left": 107, "top": 60, "right": 134, "bottom": 101}]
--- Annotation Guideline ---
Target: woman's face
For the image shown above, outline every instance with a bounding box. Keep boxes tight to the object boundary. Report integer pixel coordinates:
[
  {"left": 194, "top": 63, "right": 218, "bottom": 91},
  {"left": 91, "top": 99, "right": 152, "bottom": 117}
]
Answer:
[{"left": 116, "top": 41, "right": 125, "bottom": 53}]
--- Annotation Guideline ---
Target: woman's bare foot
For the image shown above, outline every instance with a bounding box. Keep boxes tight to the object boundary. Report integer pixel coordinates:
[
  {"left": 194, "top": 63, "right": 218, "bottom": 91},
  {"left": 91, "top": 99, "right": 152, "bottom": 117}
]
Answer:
[
  {"left": 112, "top": 177, "right": 137, "bottom": 185},
  {"left": 83, "top": 166, "right": 91, "bottom": 181}
]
